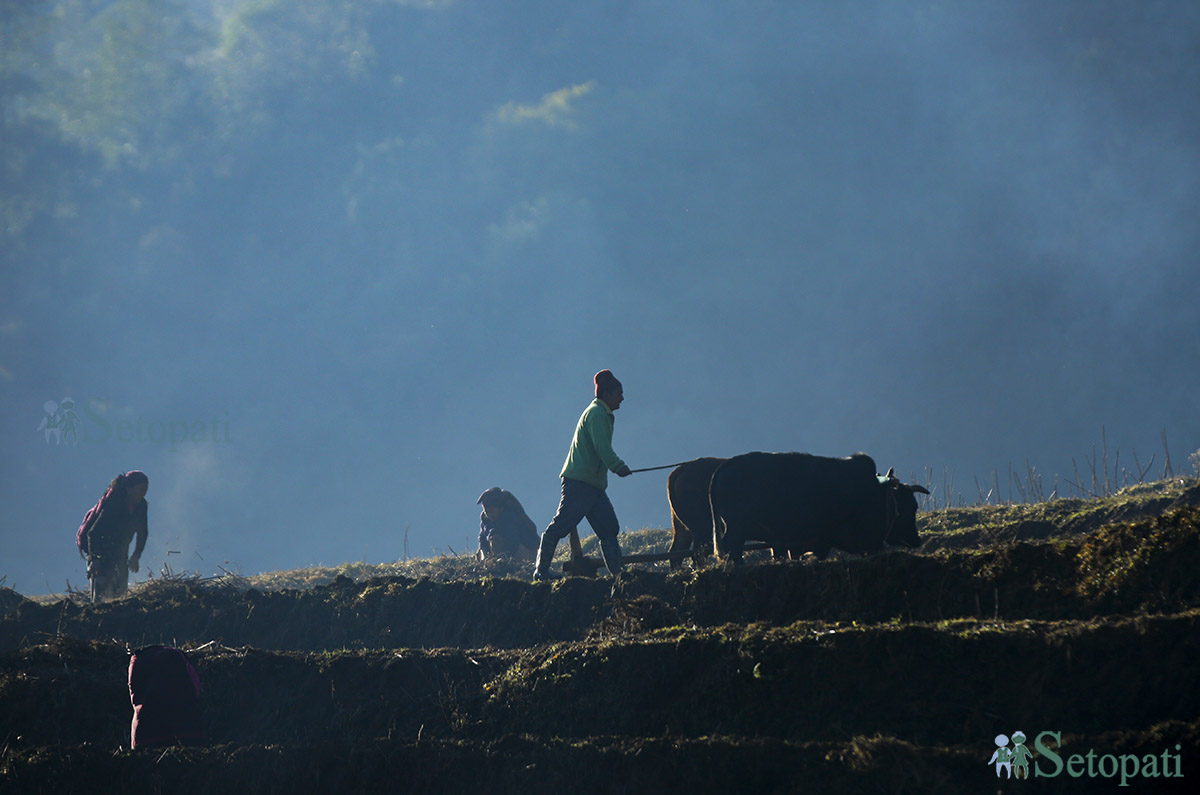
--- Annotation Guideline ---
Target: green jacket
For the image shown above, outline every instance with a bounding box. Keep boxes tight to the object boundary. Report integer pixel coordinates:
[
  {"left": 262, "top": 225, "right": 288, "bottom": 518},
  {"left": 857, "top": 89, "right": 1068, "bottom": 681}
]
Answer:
[{"left": 560, "top": 398, "right": 626, "bottom": 490}]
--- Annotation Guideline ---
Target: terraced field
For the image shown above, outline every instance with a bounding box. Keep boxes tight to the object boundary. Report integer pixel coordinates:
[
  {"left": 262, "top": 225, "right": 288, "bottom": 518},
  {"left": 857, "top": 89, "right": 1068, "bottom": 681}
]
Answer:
[{"left": 3, "top": 479, "right": 1199, "bottom": 793}]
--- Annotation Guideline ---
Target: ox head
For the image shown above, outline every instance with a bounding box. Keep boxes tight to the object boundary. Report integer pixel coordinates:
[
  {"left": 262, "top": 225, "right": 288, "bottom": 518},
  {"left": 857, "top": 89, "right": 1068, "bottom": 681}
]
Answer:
[{"left": 880, "top": 468, "right": 930, "bottom": 548}]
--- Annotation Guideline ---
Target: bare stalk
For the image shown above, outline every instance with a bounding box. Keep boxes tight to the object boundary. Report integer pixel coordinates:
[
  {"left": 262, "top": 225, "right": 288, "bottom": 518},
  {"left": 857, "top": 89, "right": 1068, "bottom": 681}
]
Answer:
[
  {"left": 1011, "top": 466, "right": 1027, "bottom": 504},
  {"left": 1026, "top": 459, "right": 1044, "bottom": 502},
  {"left": 1086, "top": 446, "right": 1099, "bottom": 497},
  {"left": 1102, "top": 425, "right": 1110, "bottom": 497},
  {"left": 1132, "top": 449, "right": 1155, "bottom": 484},
  {"left": 975, "top": 475, "right": 993, "bottom": 504}
]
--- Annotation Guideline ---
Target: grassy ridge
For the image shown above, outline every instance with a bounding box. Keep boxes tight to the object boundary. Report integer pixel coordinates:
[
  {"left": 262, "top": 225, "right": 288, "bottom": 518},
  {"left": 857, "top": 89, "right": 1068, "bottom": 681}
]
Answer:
[{"left": 5, "top": 491, "right": 1199, "bottom": 652}]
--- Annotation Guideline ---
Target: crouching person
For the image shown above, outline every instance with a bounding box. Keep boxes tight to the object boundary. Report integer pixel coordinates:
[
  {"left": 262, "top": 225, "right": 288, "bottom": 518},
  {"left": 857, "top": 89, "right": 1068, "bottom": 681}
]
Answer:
[
  {"left": 129, "top": 645, "right": 206, "bottom": 749},
  {"left": 476, "top": 487, "right": 539, "bottom": 562}
]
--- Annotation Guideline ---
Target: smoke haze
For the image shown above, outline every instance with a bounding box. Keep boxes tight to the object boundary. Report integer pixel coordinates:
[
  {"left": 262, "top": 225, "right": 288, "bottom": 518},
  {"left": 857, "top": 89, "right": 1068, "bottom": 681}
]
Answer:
[{"left": 2, "top": 0, "right": 1198, "bottom": 594}]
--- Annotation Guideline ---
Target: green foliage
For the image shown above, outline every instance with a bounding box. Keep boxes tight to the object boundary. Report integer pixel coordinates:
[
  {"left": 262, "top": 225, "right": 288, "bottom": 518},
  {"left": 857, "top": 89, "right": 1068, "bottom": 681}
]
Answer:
[
  {"left": 0, "top": 0, "right": 409, "bottom": 246},
  {"left": 209, "top": 0, "right": 376, "bottom": 137},
  {"left": 15, "top": 0, "right": 212, "bottom": 168},
  {"left": 4, "top": 0, "right": 384, "bottom": 166}
]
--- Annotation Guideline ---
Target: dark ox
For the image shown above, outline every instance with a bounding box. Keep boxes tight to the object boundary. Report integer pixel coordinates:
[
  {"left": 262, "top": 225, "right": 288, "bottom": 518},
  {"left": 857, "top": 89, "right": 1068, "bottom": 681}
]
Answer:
[
  {"left": 666, "top": 457, "right": 727, "bottom": 569},
  {"left": 710, "top": 452, "right": 930, "bottom": 563}
]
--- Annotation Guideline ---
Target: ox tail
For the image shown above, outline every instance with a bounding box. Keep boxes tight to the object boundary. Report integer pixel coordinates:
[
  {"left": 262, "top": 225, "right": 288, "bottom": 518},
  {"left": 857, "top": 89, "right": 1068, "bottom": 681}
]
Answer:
[{"left": 709, "top": 469, "right": 726, "bottom": 559}]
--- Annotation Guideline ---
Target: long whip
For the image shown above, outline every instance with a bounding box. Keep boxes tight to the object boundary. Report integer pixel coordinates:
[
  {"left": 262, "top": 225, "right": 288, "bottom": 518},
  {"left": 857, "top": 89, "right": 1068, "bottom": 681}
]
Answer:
[{"left": 628, "top": 460, "right": 697, "bottom": 474}]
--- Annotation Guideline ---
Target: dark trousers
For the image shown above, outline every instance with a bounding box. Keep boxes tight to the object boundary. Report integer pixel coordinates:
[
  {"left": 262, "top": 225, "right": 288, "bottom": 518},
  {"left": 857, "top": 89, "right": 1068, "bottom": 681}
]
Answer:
[{"left": 543, "top": 478, "right": 619, "bottom": 542}]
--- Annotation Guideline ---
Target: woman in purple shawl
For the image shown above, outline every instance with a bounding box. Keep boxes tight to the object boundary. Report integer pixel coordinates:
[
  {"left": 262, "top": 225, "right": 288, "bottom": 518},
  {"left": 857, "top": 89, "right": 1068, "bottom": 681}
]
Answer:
[{"left": 77, "top": 470, "right": 149, "bottom": 601}]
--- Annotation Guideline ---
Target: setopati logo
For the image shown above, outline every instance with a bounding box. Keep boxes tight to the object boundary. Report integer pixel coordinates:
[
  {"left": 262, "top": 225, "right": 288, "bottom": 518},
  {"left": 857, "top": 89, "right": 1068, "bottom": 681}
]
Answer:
[
  {"left": 38, "top": 398, "right": 83, "bottom": 444},
  {"left": 38, "top": 397, "right": 231, "bottom": 450},
  {"left": 989, "top": 730, "right": 1184, "bottom": 787},
  {"left": 989, "top": 731, "right": 1034, "bottom": 779}
]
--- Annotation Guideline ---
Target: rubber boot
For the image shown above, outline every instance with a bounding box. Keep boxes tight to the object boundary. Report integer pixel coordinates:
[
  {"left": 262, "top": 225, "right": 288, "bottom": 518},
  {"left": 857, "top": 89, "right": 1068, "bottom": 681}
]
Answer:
[
  {"left": 599, "top": 536, "right": 623, "bottom": 577},
  {"left": 533, "top": 534, "right": 558, "bottom": 581}
]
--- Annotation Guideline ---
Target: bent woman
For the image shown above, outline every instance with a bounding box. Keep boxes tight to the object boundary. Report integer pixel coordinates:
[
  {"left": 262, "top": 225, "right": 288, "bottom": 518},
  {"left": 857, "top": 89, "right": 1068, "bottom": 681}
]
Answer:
[{"left": 78, "top": 470, "right": 149, "bottom": 601}]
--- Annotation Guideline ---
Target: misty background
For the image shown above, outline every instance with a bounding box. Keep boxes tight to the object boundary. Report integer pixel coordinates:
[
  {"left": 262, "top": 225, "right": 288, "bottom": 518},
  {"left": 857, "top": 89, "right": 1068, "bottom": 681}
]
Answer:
[{"left": 3, "top": 0, "right": 1198, "bottom": 595}]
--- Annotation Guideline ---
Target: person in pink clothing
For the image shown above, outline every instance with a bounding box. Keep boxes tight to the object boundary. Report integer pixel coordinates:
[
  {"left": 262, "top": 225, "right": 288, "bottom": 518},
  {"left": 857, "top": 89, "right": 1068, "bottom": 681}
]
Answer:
[
  {"left": 128, "top": 645, "right": 205, "bottom": 749},
  {"left": 77, "top": 470, "right": 149, "bottom": 602}
]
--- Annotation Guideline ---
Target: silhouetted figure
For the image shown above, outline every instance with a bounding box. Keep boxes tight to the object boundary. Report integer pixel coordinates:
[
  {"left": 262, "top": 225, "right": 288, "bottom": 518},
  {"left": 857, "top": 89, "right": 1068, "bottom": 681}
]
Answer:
[
  {"left": 533, "top": 369, "right": 632, "bottom": 580},
  {"left": 128, "top": 645, "right": 205, "bottom": 749},
  {"left": 476, "top": 488, "right": 539, "bottom": 561},
  {"left": 77, "top": 470, "right": 148, "bottom": 602}
]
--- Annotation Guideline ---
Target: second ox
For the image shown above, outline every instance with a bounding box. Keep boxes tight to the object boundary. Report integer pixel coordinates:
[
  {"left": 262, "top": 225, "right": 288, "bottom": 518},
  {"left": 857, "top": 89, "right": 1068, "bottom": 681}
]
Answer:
[
  {"left": 709, "top": 451, "right": 930, "bottom": 563},
  {"left": 666, "top": 457, "right": 726, "bottom": 569}
]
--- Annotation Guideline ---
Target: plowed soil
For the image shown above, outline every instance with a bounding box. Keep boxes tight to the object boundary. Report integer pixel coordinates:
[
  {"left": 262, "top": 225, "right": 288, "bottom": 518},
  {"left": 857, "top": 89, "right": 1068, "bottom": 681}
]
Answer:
[{"left": 3, "top": 480, "right": 1199, "bottom": 794}]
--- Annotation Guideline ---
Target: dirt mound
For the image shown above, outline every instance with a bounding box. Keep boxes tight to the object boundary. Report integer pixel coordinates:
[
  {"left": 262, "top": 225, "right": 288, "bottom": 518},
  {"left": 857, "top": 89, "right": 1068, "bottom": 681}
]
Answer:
[
  {"left": 16, "top": 730, "right": 1195, "bottom": 795},
  {"left": 919, "top": 477, "right": 1200, "bottom": 549},
  {"left": 0, "top": 734, "right": 984, "bottom": 795},
  {"left": 0, "top": 588, "right": 23, "bottom": 618},
  {"left": 5, "top": 504, "right": 1200, "bottom": 654},
  {"left": 2, "top": 627, "right": 1197, "bottom": 793}
]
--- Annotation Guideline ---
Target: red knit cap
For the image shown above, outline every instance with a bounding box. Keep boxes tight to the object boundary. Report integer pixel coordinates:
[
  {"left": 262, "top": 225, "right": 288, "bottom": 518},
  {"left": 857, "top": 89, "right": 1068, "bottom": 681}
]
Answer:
[{"left": 594, "top": 369, "right": 622, "bottom": 397}]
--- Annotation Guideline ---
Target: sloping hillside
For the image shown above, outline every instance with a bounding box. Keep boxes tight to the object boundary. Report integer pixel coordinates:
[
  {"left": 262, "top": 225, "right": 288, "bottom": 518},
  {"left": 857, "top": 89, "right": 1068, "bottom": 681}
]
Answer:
[{"left": 2, "top": 479, "right": 1199, "bottom": 793}]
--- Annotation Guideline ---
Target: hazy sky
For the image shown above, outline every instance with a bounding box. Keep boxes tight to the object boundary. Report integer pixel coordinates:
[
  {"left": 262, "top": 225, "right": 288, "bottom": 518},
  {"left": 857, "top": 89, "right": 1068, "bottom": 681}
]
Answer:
[{"left": 3, "top": 0, "right": 1198, "bottom": 595}]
